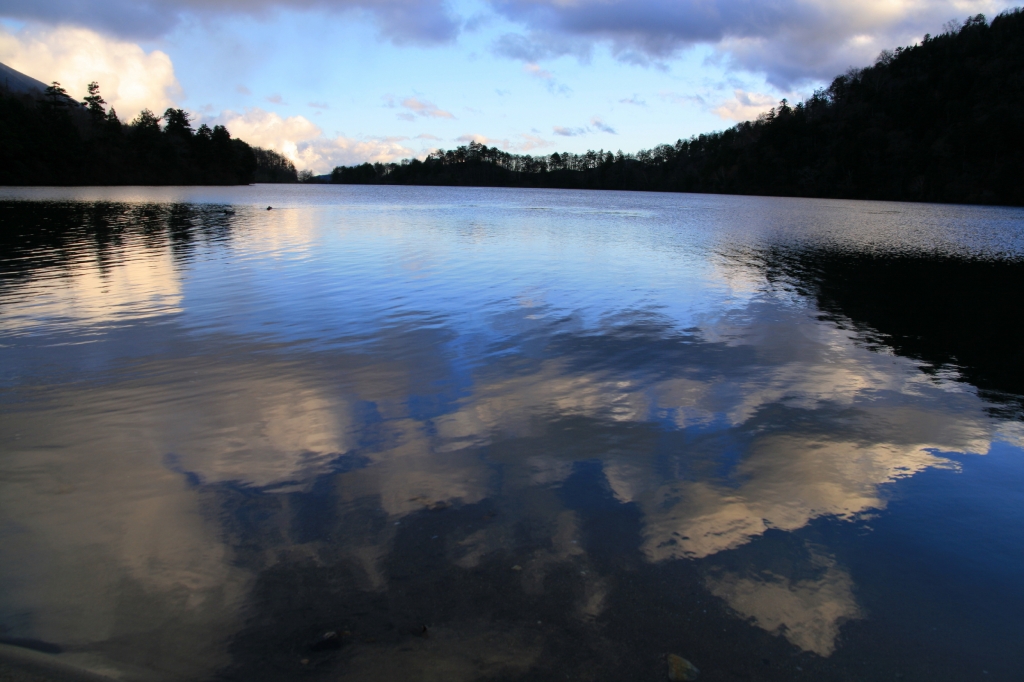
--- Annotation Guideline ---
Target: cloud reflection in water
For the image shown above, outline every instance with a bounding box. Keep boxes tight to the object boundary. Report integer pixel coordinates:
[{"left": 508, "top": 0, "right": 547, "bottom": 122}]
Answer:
[{"left": 1, "top": 188, "right": 1022, "bottom": 680}]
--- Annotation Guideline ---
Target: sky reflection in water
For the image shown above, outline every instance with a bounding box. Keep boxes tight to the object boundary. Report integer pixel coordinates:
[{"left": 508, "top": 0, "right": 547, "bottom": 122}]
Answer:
[{"left": 1, "top": 186, "right": 1023, "bottom": 681}]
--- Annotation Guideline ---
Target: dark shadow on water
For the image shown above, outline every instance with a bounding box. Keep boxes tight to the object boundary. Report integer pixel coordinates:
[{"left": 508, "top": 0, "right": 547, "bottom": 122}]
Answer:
[
  {"left": 0, "top": 200, "right": 238, "bottom": 283},
  {"left": 755, "top": 246, "right": 1024, "bottom": 415},
  {"left": 212, "top": 488, "right": 804, "bottom": 681},
  {"left": 548, "top": 320, "right": 759, "bottom": 377}
]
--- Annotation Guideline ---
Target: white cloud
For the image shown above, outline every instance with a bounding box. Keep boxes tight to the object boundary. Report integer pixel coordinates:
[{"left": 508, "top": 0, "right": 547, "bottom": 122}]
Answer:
[
  {"left": 515, "top": 133, "right": 551, "bottom": 151},
  {"left": 713, "top": 89, "right": 778, "bottom": 121},
  {"left": 0, "top": 23, "right": 181, "bottom": 120},
  {"left": 386, "top": 94, "right": 455, "bottom": 121},
  {"left": 218, "top": 107, "right": 322, "bottom": 160},
  {"left": 456, "top": 133, "right": 497, "bottom": 145},
  {"left": 217, "top": 106, "right": 416, "bottom": 172},
  {"left": 400, "top": 96, "right": 455, "bottom": 119},
  {"left": 296, "top": 135, "right": 417, "bottom": 172}
]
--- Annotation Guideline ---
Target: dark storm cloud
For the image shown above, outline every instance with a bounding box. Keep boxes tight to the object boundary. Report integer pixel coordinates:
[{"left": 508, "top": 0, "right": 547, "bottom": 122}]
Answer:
[
  {"left": 1, "top": 0, "right": 174, "bottom": 38},
  {"left": 0, "top": 0, "right": 461, "bottom": 44},
  {"left": 3, "top": 0, "right": 1008, "bottom": 87},
  {"left": 493, "top": 30, "right": 592, "bottom": 62},
  {"left": 490, "top": 0, "right": 802, "bottom": 50},
  {"left": 486, "top": 0, "right": 1010, "bottom": 87}
]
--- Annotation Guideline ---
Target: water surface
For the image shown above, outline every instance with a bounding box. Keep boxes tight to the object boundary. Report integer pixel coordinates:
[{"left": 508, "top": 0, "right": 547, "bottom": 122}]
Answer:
[{"left": 2, "top": 185, "right": 1023, "bottom": 681}]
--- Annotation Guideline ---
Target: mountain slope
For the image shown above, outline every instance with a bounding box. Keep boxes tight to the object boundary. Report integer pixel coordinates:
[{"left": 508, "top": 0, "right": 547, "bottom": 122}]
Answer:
[{"left": 0, "top": 62, "right": 47, "bottom": 96}]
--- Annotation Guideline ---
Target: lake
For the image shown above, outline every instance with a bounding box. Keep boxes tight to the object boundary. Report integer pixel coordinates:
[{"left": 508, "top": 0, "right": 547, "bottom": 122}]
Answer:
[{"left": 1, "top": 185, "right": 1023, "bottom": 682}]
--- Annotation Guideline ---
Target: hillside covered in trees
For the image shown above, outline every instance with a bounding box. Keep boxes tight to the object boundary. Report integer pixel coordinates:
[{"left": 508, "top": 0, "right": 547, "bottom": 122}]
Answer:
[
  {"left": 0, "top": 79, "right": 295, "bottom": 185},
  {"left": 333, "top": 10, "right": 1024, "bottom": 206}
]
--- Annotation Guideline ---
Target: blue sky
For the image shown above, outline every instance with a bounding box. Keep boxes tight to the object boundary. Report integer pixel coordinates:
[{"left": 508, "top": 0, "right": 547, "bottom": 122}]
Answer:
[{"left": 1, "top": 0, "right": 1015, "bottom": 171}]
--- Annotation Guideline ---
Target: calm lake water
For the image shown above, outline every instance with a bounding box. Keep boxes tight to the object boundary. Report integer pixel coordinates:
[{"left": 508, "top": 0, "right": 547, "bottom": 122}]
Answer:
[{"left": 1, "top": 185, "right": 1023, "bottom": 682}]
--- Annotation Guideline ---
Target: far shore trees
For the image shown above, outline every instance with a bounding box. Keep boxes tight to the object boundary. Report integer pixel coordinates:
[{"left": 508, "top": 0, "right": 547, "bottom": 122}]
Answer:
[{"left": 332, "top": 9, "right": 1024, "bottom": 207}]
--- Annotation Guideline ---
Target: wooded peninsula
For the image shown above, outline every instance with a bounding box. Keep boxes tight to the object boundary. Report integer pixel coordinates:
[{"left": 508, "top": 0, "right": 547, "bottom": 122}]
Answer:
[
  {"left": 1, "top": 9, "right": 1021, "bottom": 204},
  {"left": 0, "top": 81, "right": 297, "bottom": 186}
]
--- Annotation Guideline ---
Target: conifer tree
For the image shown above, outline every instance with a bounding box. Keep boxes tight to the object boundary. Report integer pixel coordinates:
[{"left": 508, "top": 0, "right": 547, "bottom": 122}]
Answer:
[{"left": 82, "top": 82, "right": 106, "bottom": 123}]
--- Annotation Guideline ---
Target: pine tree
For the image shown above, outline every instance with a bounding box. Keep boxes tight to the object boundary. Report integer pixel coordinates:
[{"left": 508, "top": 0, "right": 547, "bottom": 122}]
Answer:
[
  {"left": 42, "top": 82, "right": 72, "bottom": 111},
  {"left": 82, "top": 82, "right": 106, "bottom": 123}
]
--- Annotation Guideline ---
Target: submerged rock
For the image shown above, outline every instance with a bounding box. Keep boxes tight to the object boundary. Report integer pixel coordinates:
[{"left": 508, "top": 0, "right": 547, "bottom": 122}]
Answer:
[{"left": 667, "top": 654, "right": 699, "bottom": 681}]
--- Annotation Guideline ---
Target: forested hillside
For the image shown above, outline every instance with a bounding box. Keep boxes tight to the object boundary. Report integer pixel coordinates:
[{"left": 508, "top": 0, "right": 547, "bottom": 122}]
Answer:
[
  {"left": 253, "top": 147, "right": 299, "bottom": 183},
  {"left": 0, "top": 80, "right": 283, "bottom": 185},
  {"left": 333, "top": 10, "right": 1024, "bottom": 205}
]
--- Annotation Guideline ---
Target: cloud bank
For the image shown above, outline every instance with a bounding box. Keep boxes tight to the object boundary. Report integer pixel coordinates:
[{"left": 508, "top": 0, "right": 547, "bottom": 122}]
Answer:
[
  {"left": 4, "top": 0, "right": 1012, "bottom": 89},
  {"left": 713, "top": 89, "right": 777, "bottom": 121},
  {"left": 218, "top": 107, "right": 416, "bottom": 172},
  {"left": 0, "top": 0, "right": 460, "bottom": 45},
  {"left": 0, "top": 24, "right": 181, "bottom": 120},
  {"left": 489, "top": 0, "right": 1013, "bottom": 86}
]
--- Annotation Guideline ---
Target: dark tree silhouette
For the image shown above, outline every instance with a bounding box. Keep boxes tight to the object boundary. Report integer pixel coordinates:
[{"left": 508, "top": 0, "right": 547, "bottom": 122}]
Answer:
[
  {"left": 163, "top": 108, "right": 194, "bottom": 138},
  {"left": 131, "top": 108, "right": 162, "bottom": 133},
  {"left": 253, "top": 147, "right": 298, "bottom": 183},
  {"left": 0, "top": 80, "right": 259, "bottom": 185},
  {"left": 41, "top": 81, "right": 73, "bottom": 111},
  {"left": 82, "top": 82, "right": 106, "bottom": 123}
]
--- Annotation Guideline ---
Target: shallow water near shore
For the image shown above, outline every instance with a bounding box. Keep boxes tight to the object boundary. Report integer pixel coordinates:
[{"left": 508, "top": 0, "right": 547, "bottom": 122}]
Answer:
[{"left": 1, "top": 185, "right": 1023, "bottom": 681}]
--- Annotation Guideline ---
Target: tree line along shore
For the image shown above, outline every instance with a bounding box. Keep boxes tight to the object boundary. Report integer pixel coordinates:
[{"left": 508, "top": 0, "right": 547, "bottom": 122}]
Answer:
[
  {"left": 2, "top": 9, "right": 1022, "bottom": 204},
  {"left": 0, "top": 80, "right": 298, "bottom": 186}
]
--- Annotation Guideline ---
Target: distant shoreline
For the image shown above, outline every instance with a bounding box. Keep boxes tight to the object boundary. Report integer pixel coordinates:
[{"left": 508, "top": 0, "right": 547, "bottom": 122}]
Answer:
[{"left": 330, "top": 10, "right": 1024, "bottom": 208}]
